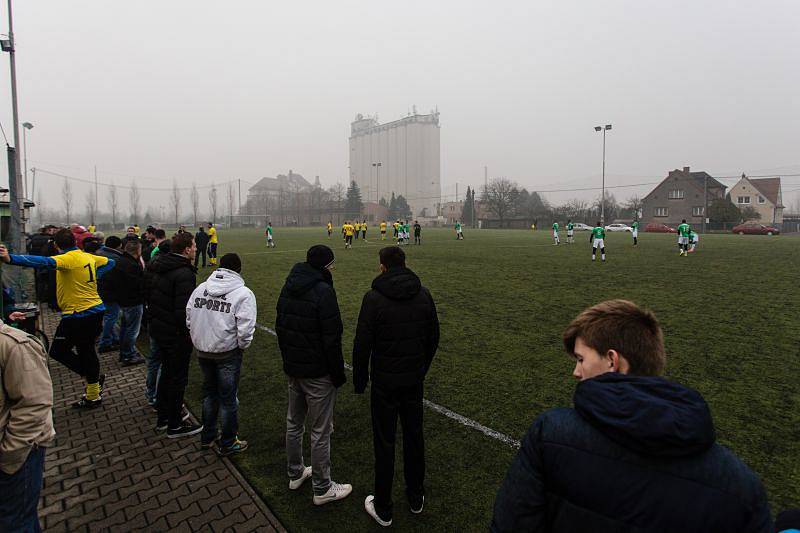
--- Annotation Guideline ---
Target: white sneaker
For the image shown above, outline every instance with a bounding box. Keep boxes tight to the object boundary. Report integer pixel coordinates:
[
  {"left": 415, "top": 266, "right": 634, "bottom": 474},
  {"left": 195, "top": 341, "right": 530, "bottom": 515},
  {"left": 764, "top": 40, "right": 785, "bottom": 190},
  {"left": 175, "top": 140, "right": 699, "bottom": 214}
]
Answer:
[
  {"left": 288, "top": 466, "right": 312, "bottom": 491},
  {"left": 364, "top": 495, "right": 392, "bottom": 527},
  {"left": 313, "top": 481, "right": 352, "bottom": 506}
]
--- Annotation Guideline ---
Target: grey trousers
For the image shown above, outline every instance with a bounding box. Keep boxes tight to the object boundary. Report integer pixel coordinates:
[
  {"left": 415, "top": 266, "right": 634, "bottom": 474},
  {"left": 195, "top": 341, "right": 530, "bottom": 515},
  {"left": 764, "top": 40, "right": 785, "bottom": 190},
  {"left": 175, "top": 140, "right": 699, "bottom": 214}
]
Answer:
[{"left": 286, "top": 376, "right": 337, "bottom": 495}]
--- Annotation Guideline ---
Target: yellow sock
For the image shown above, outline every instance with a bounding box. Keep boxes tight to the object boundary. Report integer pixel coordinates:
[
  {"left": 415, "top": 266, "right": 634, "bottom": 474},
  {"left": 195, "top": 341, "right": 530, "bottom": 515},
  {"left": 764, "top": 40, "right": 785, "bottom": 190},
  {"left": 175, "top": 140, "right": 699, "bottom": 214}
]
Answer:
[{"left": 86, "top": 382, "right": 101, "bottom": 401}]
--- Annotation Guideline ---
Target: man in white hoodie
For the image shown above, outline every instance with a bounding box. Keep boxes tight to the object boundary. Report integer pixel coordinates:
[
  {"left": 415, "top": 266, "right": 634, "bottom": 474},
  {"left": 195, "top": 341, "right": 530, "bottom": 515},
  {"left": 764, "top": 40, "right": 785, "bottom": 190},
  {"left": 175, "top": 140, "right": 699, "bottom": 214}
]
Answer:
[{"left": 186, "top": 253, "right": 257, "bottom": 456}]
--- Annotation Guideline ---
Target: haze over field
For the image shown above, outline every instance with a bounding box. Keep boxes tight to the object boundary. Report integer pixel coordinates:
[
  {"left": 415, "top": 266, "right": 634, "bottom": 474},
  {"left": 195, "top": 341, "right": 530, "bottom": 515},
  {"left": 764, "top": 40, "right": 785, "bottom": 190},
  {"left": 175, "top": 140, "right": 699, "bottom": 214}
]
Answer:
[{"left": 1, "top": 0, "right": 798, "bottom": 215}]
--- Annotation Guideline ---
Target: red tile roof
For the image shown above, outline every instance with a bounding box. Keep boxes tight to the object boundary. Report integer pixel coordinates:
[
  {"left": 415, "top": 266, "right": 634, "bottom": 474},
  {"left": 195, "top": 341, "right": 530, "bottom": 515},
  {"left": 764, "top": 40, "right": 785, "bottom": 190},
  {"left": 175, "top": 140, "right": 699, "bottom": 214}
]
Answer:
[{"left": 748, "top": 178, "right": 783, "bottom": 207}]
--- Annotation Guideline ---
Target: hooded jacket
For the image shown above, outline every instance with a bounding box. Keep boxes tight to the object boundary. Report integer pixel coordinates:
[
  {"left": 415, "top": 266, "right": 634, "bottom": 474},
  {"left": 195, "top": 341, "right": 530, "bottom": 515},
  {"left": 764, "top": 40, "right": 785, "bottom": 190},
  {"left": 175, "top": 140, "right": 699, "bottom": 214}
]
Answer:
[
  {"left": 145, "top": 252, "right": 196, "bottom": 342},
  {"left": 71, "top": 226, "right": 91, "bottom": 250},
  {"left": 186, "top": 268, "right": 257, "bottom": 358},
  {"left": 275, "top": 262, "right": 346, "bottom": 387},
  {"left": 490, "top": 373, "right": 771, "bottom": 533},
  {"left": 352, "top": 267, "right": 439, "bottom": 392},
  {"left": 96, "top": 247, "right": 124, "bottom": 304}
]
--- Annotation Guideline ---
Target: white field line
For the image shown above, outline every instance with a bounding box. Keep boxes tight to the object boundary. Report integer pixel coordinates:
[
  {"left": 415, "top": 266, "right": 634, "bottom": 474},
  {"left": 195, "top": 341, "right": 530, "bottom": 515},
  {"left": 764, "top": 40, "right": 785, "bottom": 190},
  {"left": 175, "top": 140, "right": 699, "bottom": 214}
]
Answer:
[{"left": 255, "top": 323, "right": 521, "bottom": 449}]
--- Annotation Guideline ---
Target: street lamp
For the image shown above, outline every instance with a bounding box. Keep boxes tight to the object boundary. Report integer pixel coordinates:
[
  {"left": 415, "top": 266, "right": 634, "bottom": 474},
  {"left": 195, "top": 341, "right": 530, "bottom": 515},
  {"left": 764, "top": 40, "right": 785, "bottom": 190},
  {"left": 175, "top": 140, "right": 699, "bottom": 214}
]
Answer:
[
  {"left": 594, "top": 124, "right": 612, "bottom": 224},
  {"left": 22, "top": 121, "right": 32, "bottom": 199},
  {"left": 372, "top": 162, "right": 382, "bottom": 204}
]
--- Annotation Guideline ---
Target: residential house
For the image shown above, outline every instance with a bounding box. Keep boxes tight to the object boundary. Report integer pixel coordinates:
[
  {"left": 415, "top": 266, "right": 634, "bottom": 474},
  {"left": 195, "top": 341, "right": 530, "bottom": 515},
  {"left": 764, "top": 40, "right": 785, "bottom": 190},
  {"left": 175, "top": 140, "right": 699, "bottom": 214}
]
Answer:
[
  {"left": 727, "top": 174, "right": 784, "bottom": 226},
  {"left": 641, "top": 167, "right": 726, "bottom": 227}
]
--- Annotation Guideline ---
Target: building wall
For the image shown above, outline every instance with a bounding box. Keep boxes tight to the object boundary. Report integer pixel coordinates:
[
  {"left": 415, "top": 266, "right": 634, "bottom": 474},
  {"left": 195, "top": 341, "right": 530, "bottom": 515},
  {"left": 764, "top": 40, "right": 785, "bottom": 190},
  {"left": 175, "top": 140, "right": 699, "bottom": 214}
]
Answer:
[
  {"left": 642, "top": 170, "right": 724, "bottom": 226},
  {"left": 728, "top": 178, "right": 783, "bottom": 224},
  {"left": 349, "top": 113, "right": 441, "bottom": 217}
]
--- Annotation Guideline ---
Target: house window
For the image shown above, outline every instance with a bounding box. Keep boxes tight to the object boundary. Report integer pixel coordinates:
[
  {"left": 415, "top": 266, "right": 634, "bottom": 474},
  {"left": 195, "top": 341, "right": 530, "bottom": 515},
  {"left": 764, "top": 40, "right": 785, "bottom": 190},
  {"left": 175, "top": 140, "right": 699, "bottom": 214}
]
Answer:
[
  {"left": 737, "top": 196, "right": 751, "bottom": 204},
  {"left": 668, "top": 189, "right": 685, "bottom": 199},
  {"left": 692, "top": 206, "right": 704, "bottom": 217},
  {"left": 758, "top": 195, "right": 765, "bottom": 204},
  {"left": 654, "top": 207, "right": 669, "bottom": 217}
]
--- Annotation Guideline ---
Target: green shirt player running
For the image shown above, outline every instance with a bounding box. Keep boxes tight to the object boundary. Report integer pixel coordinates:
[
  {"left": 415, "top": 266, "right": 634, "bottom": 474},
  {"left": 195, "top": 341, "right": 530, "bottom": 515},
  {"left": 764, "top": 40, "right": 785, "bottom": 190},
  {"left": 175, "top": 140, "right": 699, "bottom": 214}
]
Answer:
[
  {"left": 566, "top": 220, "right": 575, "bottom": 244},
  {"left": 455, "top": 221, "right": 464, "bottom": 240},
  {"left": 552, "top": 221, "right": 560, "bottom": 245},
  {"left": 590, "top": 222, "right": 606, "bottom": 262},
  {"left": 631, "top": 220, "right": 639, "bottom": 246},
  {"left": 677, "top": 219, "right": 691, "bottom": 256}
]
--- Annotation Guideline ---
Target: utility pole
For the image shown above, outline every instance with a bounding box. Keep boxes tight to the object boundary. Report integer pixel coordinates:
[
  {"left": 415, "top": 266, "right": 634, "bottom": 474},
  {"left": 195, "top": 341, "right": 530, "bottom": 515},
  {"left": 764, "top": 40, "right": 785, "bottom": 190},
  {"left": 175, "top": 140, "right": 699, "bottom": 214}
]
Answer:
[
  {"left": 238, "top": 178, "right": 241, "bottom": 215},
  {"left": 702, "top": 174, "right": 708, "bottom": 234},
  {"left": 4, "top": 0, "right": 24, "bottom": 255},
  {"left": 94, "top": 165, "right": 98, "bottom": 226},
  {"left": 594, "top": 124, "right": 612, "bottom": 225}
]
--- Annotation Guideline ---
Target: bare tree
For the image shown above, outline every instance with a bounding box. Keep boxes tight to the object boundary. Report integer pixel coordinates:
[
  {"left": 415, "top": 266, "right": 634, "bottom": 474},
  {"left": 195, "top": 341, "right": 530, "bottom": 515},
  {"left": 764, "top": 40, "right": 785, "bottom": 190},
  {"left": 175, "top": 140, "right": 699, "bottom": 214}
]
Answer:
[
  {"left": 208, "top": 186, "right": 218, "bottom": 223},
  {"left": 623, "top": 195, "right": 644, "bottom": 219},
  {"left": 62, "top": 178, "right": 73, "bottom": 222},
  {"left": 107, "top": 183, "right": 119, "bottom": 229},
  {"left": 85, "top": 189, "right": 97, "bottom": 226},
  {"left": 481, "top": 178, "right": 520, "bottom": 224},
  {"left": 190, "top": 182, "right": 200, "bottom": 226},
  {"left": 328, "top": 182, "right": 345, "bottom": 223},
  {"left": 129, "top": 181, "right": 141, "bottom": 223},
  {"left": 170, "top": 180, "right": 181, "bottom": 226}
]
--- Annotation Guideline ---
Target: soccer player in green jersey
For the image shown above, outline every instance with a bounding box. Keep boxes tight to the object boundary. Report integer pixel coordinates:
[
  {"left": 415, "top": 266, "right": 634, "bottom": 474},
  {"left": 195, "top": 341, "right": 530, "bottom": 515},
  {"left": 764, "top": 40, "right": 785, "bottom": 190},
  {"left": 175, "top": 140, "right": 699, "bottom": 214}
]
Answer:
[
  {"left": 677, "top": 219, "right": 691, "bottom": 256},
  {"left": 455, "top": 221, "right": 464, "bottom": 240},
  {"left": 266, "top": 222, "right": 275, "bottom": 248},
  {"left": 631, "top": 220, "right": 639, "bottom": 246},
  {"left": 552, "top": 221, "right": 560, "bottom": 245},
  {"left": 566, "top": 220, "right": 575, "bottom": 244},
  {"left": 689, "top": 230, "right": 699, "bottom": 253},
  {"left": 590, "top": 222, "right": 606, "bottom": 262}
]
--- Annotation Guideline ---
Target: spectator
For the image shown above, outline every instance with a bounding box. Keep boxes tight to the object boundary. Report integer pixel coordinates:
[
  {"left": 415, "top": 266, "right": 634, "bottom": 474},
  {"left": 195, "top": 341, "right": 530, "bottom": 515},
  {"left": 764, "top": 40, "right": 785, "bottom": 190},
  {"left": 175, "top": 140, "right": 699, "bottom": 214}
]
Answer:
[
  {"left": 150, "top": 229, "right": 167, "bottom": 259},
  {"left": 141, "top": 227, "right": 156, "bottom": 262},
  {"left": 0, "top": 229, "right": 115, "bottom": 408},
  {"left": 490, "top": 300, "right": 772, "bottom": 532},
  {"left": 0, "top": 321, "right": 55, "bottom": 532},
  {"left": 276, "top": 245, "right": 351, "bottom": 506},
  {"left": 70, "top": 224, "right": 92, "bottom": 250},
  {"left": 27, "top": 226, "right": 56, "bottom": 303},
  {"left": 145, "top": 232, "right": 202, "bottom": 437},
  {"left": 82, "top": 237, "right": 101, "bottom": 254},
  {"left": 115, "top": 239, "right": 146, "bottom": 366},
  {"left": 194, "top": 226, "right": 210, "bottom": 268},
  {"left": 121, "top": 226, "right": 138, "bottom": 248},
  {"left": 186, "top": 253, "right": 256, "bottom": 456},
  {"left": 96, "top": 236, "right": 124, "bottom": 354},
  {"left": 352, "top": 246, "right": 440, "bottom": 527}
]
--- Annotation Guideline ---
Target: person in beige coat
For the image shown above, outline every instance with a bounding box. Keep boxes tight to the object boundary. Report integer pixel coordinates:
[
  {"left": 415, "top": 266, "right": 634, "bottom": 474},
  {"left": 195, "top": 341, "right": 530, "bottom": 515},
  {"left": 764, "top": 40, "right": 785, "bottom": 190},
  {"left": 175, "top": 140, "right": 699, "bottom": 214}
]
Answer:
[{"left": 0, "top": 320, "right": 55, "bottom": 532}]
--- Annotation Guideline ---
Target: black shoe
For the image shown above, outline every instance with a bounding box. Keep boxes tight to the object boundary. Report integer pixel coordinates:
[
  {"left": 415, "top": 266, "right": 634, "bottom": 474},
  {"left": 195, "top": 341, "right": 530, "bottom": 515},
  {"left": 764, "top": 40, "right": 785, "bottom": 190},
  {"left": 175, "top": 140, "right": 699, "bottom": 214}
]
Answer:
[
  {"left": 155, "top": 421, "right": 168, "bottom": 432},
  {"left": 410, "top": 495, "right": 425, "bottom": 514},
  {"left": 200, "top": 438, "right": 218, "bottom": 450},
  {"left": 99, "top": 373, "right": 106, "bottom": 394},
  {"left": 72, "top": 396, "right": 103, "bottom": 409},
  {"left": 121, "top": 355, "right": 145, "bottom": 366},
  {"left": 99, "top": 344, "right": 119, "bottom": 354},
  {"left": 181, "top": 406, "right": 191, "bottom": 421},
  {"left": 167, "top": 422, "right": 203, "bottom": 439}
]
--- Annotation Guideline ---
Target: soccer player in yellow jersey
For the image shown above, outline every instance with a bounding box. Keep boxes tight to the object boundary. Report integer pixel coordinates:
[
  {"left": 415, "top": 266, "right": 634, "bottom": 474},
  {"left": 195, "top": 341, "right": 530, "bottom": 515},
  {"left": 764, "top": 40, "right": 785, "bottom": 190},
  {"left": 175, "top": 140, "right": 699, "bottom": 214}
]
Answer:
[
  {"left": 133, "top": 224, "right": 140, "bottom": 236},
  {"left": 87, "top": 224, "right": 96, "bottom": 233},
  {"left": 344, "top": 222, "right": 355, "bottom": 249},
  {"left": 380, "top": 220, "right": 387, "bottom": 240},
  {"left": 327, "top": 221, "right": 333, "bottom": 238},
  {"left": 0, "top": 228, "right": 116, "bottom": 408},
  {"left": 207, "top": 222, "right": 218, "bottom": 266}
]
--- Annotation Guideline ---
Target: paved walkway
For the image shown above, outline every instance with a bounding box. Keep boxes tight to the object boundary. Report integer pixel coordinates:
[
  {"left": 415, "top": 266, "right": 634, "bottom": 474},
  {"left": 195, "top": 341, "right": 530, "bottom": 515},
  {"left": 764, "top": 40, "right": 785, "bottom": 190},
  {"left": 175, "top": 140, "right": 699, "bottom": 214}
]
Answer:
[{"left": 37, "top": 313, "right": 284, "bottom": 532}]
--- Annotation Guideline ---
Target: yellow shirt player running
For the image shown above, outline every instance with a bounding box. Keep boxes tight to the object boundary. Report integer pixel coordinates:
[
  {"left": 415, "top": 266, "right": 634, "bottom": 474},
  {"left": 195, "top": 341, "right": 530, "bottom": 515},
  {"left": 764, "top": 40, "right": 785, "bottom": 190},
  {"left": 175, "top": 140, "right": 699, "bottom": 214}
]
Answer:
[
  {"left": 343, "top": 222, "right": 355, "bottom": 249},
  {"left": 380, "top": 220, "right": 387, "bottom": 240},
  {"left": 327, "top": 221, "right": 333, "bottom": 238},
  {"left": 0, "top": 228, "right": 116, "bottom": 409},
  {"left": 207, "top": 222, "right": 218, "bottom": 265}
]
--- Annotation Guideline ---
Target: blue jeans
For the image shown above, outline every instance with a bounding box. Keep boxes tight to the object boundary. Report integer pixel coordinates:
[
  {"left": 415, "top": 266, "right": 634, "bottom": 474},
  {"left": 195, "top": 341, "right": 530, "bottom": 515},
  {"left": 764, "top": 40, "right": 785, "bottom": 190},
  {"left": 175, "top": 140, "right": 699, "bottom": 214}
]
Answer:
[
  {"left": 145, "top": 337, "right": 163, "bottom": 404},
  {"left": 199, "top": 352, "right": 242, "bottom": 447},
  {"left": 119, "top": 305, "right": 143, "bottom": 360},
  {"left": 0, "top": 446, "right": 45, "bottom": 533},
  {"left": 98, "top": 302, "right": 120, "bottom": 348}
]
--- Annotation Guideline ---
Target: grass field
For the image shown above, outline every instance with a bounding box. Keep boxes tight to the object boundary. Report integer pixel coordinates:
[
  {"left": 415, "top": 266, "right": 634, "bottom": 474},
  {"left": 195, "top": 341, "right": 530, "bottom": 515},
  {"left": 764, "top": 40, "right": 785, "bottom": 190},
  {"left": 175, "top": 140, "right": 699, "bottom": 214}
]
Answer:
[{"left": 181, "top": 227, "right": 799, "bottom": 531}]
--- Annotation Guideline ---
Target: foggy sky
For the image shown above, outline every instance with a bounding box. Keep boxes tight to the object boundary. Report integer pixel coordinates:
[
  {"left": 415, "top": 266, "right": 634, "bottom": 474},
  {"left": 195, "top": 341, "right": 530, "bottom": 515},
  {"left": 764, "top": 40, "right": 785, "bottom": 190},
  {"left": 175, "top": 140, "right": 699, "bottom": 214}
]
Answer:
[{"left": 1, "top": 0, "right": 799, "bottom": 219}]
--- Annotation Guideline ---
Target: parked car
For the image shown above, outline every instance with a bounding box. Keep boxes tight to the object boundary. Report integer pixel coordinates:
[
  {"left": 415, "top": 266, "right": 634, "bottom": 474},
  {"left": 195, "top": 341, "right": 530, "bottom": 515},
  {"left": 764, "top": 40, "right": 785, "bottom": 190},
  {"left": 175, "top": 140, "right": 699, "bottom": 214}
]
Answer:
[
  {"left": 605, "top": 223, "right": 633, "bottom": 232},
  {"left": 731, "top": 223, "right": 780, "bottom": 235},
  {"left": 574, "top": 223, "right": 593, "bottom": 231},
  {"left": 645, "top": 223, "right": 678, "bottom": 233}
]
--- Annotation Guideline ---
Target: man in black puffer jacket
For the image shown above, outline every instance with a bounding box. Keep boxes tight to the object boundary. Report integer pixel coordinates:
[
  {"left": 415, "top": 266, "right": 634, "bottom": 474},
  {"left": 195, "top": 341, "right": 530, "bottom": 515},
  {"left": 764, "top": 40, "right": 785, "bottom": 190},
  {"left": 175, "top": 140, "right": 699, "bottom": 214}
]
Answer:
[
  {"left": 276, "top": 245, "right": 351, "bottom": 506},
  {"left": 353, "top": 246, "right": 439, "bottom": 527},
  {"left": 491, "top": 300, "right": 771, "bottom": 533},
  {"left": 145, "top": 232, "right": 202, "bottom": 438}
]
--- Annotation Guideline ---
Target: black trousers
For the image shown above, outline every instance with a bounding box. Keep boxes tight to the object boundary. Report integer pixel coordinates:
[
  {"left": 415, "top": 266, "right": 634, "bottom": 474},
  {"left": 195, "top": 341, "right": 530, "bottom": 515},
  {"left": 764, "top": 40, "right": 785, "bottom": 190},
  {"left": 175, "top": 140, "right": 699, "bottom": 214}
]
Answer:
[
  {"left": 51, "top": 313, "right": 103, "bottom": 383},
  {"left": 156, "top": 336, "right": 193, "bottom": 428},
  {"left": 194, "top": 247, "right": 207, "bottom": 268},
  {"left": 371, "top": 383, "right": 425, "bottom": 519}
]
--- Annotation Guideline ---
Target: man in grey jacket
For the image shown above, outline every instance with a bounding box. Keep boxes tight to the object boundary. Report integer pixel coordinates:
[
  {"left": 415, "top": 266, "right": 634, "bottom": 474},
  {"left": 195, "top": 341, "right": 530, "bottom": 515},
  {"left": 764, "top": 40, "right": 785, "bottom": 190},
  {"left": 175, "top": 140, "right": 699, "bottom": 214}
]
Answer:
[
  {"left": 0, "top": 321, "right": 55, "bottom": 532},
  {"left": 186, "top": 253, "right": 256, "bottom": 456}
]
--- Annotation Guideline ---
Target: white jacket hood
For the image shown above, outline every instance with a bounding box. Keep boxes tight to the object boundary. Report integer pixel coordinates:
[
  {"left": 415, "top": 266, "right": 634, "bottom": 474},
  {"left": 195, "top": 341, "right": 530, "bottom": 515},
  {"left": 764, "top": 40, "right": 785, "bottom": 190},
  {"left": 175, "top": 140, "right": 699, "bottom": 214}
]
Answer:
[{"left": 186, "top": 268, "right": 258, "bottom": 353}]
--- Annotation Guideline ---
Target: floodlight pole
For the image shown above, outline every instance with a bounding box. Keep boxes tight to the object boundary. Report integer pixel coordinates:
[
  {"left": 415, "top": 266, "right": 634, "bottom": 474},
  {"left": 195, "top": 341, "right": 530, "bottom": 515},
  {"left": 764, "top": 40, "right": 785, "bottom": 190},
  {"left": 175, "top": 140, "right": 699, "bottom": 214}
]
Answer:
[
  {"left": 372, "top": 162, "right": 381, "bottom": 204},
  {"left": 5, "top": 0, "right": 24, "bottom": 255},
  {"left": 595, "top": 124, "right": 612, "bottom": 225}
]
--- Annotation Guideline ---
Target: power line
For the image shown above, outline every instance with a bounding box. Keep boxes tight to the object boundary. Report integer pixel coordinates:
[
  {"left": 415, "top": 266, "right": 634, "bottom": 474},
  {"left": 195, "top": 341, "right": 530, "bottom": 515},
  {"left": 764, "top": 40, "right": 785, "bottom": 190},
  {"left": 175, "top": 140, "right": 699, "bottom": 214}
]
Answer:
[
  {"left": 34, "top": 167, "right": 245, "bottom": 192},
  {"left": 0, "top": 119, "right": 9, "bottom": 145}
]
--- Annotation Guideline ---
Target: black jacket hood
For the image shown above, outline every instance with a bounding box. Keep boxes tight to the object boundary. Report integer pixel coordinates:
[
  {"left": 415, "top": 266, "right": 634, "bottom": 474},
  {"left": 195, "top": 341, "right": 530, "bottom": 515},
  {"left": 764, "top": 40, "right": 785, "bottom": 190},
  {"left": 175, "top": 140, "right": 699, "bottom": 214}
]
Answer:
[
  {"left": 574, "top": 373, "right": 716, "bottom": 458},
  {"left": 148, "top": 252, "right": 195, "bottom": 275},
  {"left": 371, "top": 267, "right": 421, "bottom": 301},
  {"left": 284, "top": 262, "right": 331, "bottom": 296}
]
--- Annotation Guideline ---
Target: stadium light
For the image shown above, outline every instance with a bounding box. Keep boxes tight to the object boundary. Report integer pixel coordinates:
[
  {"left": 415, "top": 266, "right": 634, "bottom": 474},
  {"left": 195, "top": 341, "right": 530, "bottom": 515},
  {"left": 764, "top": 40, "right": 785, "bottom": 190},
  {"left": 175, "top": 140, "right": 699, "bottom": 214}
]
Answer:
[
  {"left": 372, "top": 162, "right": 382, "bottom": 204},
  {"left": 594, "top": 124, "right": 613, "bottom": 225}
]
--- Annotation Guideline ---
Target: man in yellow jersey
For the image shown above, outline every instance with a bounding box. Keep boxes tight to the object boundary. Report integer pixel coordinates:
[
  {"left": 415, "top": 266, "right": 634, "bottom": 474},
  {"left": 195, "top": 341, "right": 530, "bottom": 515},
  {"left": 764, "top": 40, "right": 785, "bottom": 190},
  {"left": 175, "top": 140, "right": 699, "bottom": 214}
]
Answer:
[
  {"left": 380, "top": 220, "right": 387, "bottom": 240},
  {"left": 133, "top": 224, "right": 140, "bottom": 236},
  {"left": 207, "top": 222, "right": 218, "bottom": 266},
  {"left": 327, "top": 221, "right": 333, "bottom": 238},
  {"left": 0, "top": 228, "right": 116, "bottom": 408},
  {"left": 87, "top": 223, "right": 96, "bottom": 233},
  {"left": 344, "top": 221, "right": 355, "bottom": 249}
]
